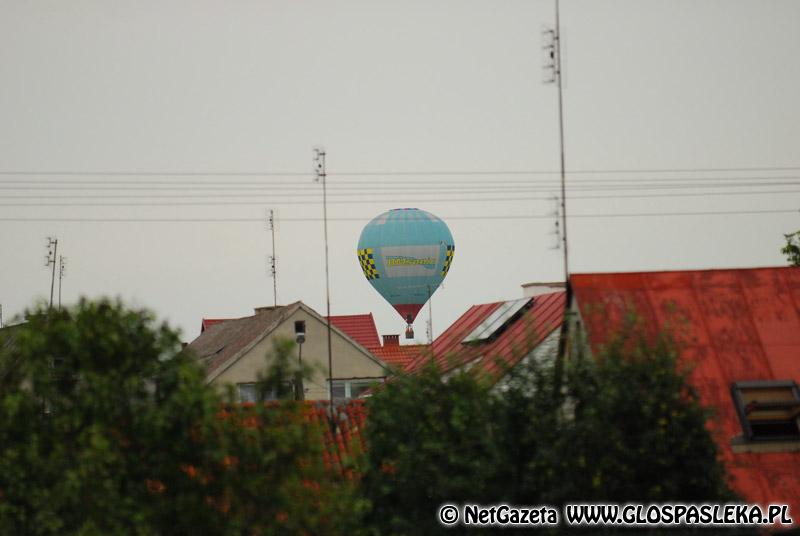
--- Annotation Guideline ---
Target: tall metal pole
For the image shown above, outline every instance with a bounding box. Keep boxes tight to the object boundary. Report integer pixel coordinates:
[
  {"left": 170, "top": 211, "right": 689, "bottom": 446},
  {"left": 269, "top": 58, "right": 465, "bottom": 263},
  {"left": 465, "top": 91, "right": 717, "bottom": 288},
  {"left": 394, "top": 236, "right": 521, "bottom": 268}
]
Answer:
[
  {"left": 58, "top": 255, "right": 65, "bottom": 309},
  {"left": 547, "top": 0, "right": 572, "bottom": 391},
  {"left": 314, "top": 148, "right": 334, "bottom": 404},
  {"left": 46, "top": 237, "right": 58, "bottom": 310},
  {"left": 555, "top": 0, "right": 569, "bottom": 282},
  {"left": 269, "top": 209, "right": 277, "bottom": 307}
]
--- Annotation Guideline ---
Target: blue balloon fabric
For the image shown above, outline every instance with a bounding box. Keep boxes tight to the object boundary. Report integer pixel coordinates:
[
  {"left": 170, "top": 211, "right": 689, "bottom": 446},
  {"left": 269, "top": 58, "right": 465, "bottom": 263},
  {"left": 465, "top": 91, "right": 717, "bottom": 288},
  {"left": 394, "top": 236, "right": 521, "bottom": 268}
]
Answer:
[{"left": 357, "top": 208, "right": 455, "bottom": 324}]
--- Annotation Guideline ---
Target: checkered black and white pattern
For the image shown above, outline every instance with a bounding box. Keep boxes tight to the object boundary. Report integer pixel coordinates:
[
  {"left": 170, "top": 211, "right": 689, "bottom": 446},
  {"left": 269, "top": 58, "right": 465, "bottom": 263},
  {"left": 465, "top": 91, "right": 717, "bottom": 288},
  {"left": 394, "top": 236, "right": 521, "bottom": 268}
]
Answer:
[
  {"left": 357, "top": 247, "right": 380, "bottom": 280},
  {"left": 441, "top": 244, "right": 455, "bottom": 276}
]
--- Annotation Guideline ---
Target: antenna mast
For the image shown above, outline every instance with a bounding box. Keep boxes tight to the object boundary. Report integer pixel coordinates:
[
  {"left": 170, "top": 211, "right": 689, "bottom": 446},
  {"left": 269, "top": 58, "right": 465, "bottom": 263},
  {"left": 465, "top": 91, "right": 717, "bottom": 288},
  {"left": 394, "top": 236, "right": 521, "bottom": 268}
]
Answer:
[
  {"left": 314, "top": 148, "right": 334, "bottom": 404},
  {"left": 58, "top": 256, "right": 66, "bottom": 309},
  {"left": 543, "top": 0, "right": 569, "bottom": 282},
  {"left": 45, "top": 237, "right": 58, "bottom": 310},
  {"left": 268, "top": 209, "right": 277, "bottom": 307}
]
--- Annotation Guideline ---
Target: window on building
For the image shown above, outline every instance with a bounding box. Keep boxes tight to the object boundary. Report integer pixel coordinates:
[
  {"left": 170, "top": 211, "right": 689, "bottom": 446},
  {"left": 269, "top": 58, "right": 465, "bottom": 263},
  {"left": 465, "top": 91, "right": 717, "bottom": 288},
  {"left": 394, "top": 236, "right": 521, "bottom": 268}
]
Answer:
[
  {"left": 238, "top": 383, "right": 259, "bottom": 403},
  {"left": 731, "top": 381, "right": 800, "bottom": 441},
  {"left": 331, "top": 381, "right": 346, "bottom": 401},
  {"left": 237, "top": 382, "right": 293, "bottom": 403},
  {"left": 331, "top": 379, "right": 381, "bottom": 402}
]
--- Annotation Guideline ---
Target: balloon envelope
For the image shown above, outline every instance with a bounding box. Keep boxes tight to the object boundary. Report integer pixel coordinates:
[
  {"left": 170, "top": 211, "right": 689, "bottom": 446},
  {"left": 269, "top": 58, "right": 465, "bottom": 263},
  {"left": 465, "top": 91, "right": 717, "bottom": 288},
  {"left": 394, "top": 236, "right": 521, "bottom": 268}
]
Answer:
[{"left": 357, "top": 208, "right": 455, "bottom": 324}]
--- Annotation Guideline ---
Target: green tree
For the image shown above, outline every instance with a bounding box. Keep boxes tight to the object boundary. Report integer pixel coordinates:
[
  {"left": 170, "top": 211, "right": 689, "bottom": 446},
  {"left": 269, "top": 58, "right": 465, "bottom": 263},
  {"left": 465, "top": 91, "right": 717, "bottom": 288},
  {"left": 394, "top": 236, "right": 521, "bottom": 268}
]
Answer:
[
  {"left": 362, "top": 317, "right": 741, "bottom": 534},
  {"left": 361, "top": 362, "right": 499, "bottom": 535},
  {"left": 543, "top": 318, "right": 733, "bottom": 504},
  {"left": 0, "top": 299, "right": 362, "bottom": 535},
  {"left": 782, "top": 230, "right": 800, "bottom": 266}
]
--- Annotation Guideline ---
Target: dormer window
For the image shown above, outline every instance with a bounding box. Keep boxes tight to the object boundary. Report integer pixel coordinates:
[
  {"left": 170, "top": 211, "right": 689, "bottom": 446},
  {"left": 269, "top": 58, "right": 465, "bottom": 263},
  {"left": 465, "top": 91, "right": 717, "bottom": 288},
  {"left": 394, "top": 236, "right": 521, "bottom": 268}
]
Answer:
[{"left": 731, "top": 381, "right": 800, "bottom": 442}]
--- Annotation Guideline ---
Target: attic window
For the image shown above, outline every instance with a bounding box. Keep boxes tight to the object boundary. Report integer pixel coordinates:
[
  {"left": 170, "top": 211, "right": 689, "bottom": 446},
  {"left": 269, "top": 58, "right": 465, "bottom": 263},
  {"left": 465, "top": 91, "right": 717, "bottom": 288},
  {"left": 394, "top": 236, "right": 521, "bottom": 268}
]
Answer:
[
  {"left": 731, "top": 381, "right": 800, "bottom": 442},
  {"left": 331, "top": 379, "right": 380, "bottom": 402},
  {"left": 237, "top": 382, "right": 293, "bottom": 403},
  {"left": 462, "top": 298, "right": 533, "bottom": 344}
]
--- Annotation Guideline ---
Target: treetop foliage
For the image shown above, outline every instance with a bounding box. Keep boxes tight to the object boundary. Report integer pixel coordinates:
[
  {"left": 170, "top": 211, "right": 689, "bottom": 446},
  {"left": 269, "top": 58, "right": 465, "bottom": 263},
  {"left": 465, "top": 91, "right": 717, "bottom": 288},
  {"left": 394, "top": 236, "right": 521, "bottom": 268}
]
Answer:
[
  {"left": 0, "top": 298, "right": 363, "bottom": 535},
  {"left": 783, "top": 230, "right": 800, "bottom": 266},
  {"left": 0, "top": 298, "right": 750, "bottom": 535},
  {"left": 360, "top": 312, "right": 741, "bottom": 534}
]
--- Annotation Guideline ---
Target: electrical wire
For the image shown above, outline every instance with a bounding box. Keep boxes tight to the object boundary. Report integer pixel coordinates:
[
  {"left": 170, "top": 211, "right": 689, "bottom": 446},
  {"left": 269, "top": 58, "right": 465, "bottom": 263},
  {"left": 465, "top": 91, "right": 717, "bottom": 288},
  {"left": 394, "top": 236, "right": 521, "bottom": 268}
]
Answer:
[
  {"left": 2, "top": 175, "right": 800, "bottom": 186},
  {"left": 2, "top": 181, "right": 800, "bottom": 194},
  {"left": 0, "top": 208, "right": 795, "bottom": 223},
  {"left": 1, "top": 165, "right": 800, "bottom": 176},
  {"left": 1, "top": 188, "right": 799, "bottom": 202},
  {"left": 1, "top": 188, "right": 799, "bottom": 207}
]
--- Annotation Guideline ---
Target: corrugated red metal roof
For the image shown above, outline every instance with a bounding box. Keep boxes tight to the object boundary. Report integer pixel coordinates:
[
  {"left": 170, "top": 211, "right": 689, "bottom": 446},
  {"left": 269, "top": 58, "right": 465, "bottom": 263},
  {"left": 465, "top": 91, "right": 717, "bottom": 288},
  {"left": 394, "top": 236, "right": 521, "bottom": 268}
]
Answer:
[
  {"left": 369, "top": 344, "right": 429, "bottom": 370},
  {"left": 572, "top": 266, "right": 800, "bottom": 517},
  {"left": 327, "top": 314, "right": 381, "bottom": 349},
  {"left": 406, "top": 291, "right": 566, "bottom": 379}
]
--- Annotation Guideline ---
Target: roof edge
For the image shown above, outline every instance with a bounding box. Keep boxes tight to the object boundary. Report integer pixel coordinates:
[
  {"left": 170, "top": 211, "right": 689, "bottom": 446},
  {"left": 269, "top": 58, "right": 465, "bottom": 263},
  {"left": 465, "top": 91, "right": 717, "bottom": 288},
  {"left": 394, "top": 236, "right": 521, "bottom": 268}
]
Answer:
[{"left": 205, "top": 302, "right": 303, "bottom": 384}]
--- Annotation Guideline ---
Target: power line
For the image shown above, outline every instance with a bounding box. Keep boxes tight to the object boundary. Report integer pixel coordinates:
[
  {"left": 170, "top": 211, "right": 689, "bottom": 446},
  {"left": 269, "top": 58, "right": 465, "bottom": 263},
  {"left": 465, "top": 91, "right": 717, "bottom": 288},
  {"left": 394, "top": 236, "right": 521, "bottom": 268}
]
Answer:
[
  {"left": 0, "top": 175, "right": 800, "bottom": 187},
  {"left": 3, "top": 175, "right": 800, "bottom": 187},
  {"left": 0, "top": 171, "right": 310, "bottom": 177},
  {"left": 0, "top": 208, "right": 795, "bottom": 223},
  {"left": 1, "top": 165, "right": 800, "bottom": 177},
  {"left": 0, "top": 199, "right": 542, "bottom": 207},
  {"left": 2, "top": 189, "right": 799, "bottom": 208},
  {"left": 1, "top": 188, "right": 799, "bottom": 203},
  {"left": 2, "top": 181, "right": 799, "bottom": 194}
]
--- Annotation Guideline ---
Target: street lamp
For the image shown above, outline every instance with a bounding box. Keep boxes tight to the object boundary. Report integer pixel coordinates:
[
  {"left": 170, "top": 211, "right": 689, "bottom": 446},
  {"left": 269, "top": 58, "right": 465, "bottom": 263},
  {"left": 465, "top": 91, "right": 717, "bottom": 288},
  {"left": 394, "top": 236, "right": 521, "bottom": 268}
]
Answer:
[{"left": 294, "top": 320, "right": 306, "bottom": 401}]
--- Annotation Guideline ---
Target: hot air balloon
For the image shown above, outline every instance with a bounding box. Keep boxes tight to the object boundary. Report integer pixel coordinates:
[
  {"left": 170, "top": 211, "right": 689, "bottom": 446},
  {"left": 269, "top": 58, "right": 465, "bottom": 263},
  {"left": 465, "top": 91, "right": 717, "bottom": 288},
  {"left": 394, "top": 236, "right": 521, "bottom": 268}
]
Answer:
[{"left": 357, "top": 208, "right": 455, "bottom": 338}]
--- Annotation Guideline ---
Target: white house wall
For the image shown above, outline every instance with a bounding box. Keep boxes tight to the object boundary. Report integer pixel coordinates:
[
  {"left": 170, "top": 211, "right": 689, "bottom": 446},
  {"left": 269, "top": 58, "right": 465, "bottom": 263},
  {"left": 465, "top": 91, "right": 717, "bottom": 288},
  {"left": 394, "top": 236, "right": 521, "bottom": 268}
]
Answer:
[{"left": 212, "top": 307, "right": 388, "bottom": 400}]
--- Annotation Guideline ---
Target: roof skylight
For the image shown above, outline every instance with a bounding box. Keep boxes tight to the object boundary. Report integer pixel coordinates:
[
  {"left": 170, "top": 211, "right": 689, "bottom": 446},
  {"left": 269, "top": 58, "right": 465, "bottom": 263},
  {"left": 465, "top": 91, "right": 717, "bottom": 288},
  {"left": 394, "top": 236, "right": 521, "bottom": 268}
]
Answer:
[{"left": 462, "top": 298, "right": 533, "bottom": 344}]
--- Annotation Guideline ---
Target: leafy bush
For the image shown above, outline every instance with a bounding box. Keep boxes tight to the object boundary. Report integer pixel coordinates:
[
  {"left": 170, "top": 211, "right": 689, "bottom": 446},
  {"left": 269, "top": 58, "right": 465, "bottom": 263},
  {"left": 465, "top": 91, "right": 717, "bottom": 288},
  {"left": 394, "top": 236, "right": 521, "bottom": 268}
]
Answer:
[
  {"left": 782, "top": 230, "right": 800, "bottom": 266},
  {"left": 0, "top": 299, "right": 362, "bottom": 535},
  {"left": 360, "top": 361, "right": 499, "bottom": 534},
  {"left": 361, "top": 316, "right": 740, "bottom": 534}
]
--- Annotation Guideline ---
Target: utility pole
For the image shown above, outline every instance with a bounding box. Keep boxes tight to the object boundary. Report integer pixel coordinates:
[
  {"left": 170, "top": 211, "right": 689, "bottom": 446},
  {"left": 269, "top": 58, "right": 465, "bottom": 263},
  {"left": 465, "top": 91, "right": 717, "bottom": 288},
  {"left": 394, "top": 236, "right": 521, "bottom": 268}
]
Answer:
[
  {"left": 314, "top": 148, "right": 334, "bottom": 405},
  {"left": 58, "top": 256, "right": 66, "bottom": 309},
  {"left": 543, "top": 0, "right": 569, "bottom": 282},
  {"left": 45, "top": 237, "right": 58, "bottom": 310},
  {"left": 268, "top": 209, "right": 277, "bottom": 307},
  {"left": 548, "top": 195, "right": 561, "bottom": 250},
  {"left": 0, "top": 304, "right": 4, "bottom": 328}
]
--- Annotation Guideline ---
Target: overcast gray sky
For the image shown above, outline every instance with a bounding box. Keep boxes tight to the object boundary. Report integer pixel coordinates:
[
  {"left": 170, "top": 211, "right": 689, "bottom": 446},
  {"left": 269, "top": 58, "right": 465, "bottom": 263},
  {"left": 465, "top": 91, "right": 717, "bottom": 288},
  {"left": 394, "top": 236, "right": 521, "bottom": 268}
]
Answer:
[{"left": 1, "top": 0, "right": 798, "bottom": 343}]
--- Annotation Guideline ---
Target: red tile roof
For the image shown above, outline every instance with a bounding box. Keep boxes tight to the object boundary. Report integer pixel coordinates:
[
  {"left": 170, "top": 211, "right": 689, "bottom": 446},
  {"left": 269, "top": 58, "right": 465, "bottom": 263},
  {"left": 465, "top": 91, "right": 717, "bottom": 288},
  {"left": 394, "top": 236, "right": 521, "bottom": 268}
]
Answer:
[
  {"left": 201, "top": 318, "right": 231, "bottom": 332},
  {"left": 327, "top": 314, "right": 381, "bottom": 349},
  {"left": 571, "top": 267, "right": 800, "bottom": 517},
  {"left": 208, "top": 400, "right": 367, "bottom": 479},
  {"left": 369, "top": 344, "right": 429, "bottom": 370},
  {"left": 406, "top": 291, "right": 566, "bottom": 379},
  {"left": 314, "top": 400, "right": 367, "bottom": 476}
]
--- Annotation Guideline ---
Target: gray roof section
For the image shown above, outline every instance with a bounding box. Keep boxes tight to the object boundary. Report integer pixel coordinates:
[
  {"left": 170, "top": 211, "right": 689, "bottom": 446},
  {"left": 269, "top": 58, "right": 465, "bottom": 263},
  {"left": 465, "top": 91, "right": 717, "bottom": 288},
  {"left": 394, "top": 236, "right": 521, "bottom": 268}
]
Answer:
[{"left": 186, "top": 302, "right": 302, "bottom": 379}]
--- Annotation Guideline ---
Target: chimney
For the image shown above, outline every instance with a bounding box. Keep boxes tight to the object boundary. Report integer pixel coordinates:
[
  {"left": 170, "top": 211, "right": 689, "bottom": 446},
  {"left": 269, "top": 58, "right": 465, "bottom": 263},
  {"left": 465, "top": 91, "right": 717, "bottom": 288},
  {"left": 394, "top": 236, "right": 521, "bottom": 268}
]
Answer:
[
  {"left": 383, "top": 334, "right": 400, "bottom": 347},
  {"left": 521, "top": 281, "right": 566, "bottom": 298}
]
